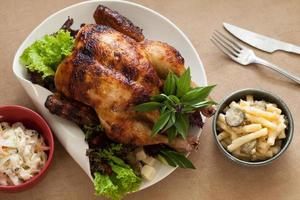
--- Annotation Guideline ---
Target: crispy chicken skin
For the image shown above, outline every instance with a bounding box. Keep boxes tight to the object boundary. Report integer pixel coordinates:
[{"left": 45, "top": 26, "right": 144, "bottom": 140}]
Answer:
[
  {"left": 55, "top": 24, "right": 193, "bottom": 151},
  {"left": 140, "top": 40, "right": 186, "bottom": 78},
  {"left": 94, "top": 5, "right": 145, "bottom": 42},
  {"left": 56, "top": 24, "right": 165, "bottom": 146},
  {"left": 54, "top": 8, "right": 195, "bottom": 151}
]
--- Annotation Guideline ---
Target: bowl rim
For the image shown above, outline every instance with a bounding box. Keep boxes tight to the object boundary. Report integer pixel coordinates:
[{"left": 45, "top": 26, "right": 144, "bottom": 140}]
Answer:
[
  {"left": 0, "top": 105, "right": 54, "bottom": 190},
  {"left": 212, "top": 88, "right": 294, "bottom": 166}
]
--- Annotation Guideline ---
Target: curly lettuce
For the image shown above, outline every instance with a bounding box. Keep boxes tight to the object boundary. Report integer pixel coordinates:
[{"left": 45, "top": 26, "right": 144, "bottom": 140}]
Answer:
[
  {"left": 94, "top": 173, "right": 120, "bottom": 200},
  {"left": 93, "top": 145, "right": 141, "bottom": 200},
  {"left": 20, "top": 30, "right": 74, "bottom": 78}
]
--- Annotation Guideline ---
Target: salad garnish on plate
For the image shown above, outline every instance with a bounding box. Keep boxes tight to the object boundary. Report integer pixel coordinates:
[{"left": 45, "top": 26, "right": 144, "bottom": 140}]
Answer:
[{"left": 20, "top": 4, "right": 216, "bottom": 199}]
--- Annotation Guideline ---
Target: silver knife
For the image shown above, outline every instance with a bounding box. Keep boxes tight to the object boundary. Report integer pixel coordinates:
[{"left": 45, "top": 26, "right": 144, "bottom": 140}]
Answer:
[{"left": 223, "top": 22, "right": 300, "bottom": 54}]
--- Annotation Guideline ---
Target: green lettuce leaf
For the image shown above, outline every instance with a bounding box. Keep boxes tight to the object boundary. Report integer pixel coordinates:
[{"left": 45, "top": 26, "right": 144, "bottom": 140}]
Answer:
[
  {"left": 93, "top": 145, "right": 141, "bottom": 200},
  {"left": 94, "top": 172, "right": 121, "bottom": 200},
  {"left": 20, "top": 30, "right": 74, "bottom": 78},
  {"left": 111, "top": 163, "right": 141, "bottom": 193}
]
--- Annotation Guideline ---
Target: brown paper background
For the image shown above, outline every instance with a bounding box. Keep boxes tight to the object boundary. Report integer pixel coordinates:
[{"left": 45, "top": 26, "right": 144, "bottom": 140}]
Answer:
[{"left": 0, "top": 0, "right": 300, "bottom": 199}]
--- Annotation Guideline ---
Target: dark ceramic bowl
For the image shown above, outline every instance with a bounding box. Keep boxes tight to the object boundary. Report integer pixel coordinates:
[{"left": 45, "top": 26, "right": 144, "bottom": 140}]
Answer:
[
  {"left": 212, "top": 88, "right": 294, "bottom": 166},
  {"left": 0, "top": 105, "right": 54, "bottom": 191}
]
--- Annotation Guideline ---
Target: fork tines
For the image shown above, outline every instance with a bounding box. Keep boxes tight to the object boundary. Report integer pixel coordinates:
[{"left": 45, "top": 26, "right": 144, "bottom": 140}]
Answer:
[{"left": 211, "top": 30, "right": 242, "bottom": 58}]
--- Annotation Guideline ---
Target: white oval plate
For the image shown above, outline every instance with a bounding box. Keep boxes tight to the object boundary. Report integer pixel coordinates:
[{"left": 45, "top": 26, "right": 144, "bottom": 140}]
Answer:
[{"left": 12, "top": 0, "right": 207, "bottom": 191}]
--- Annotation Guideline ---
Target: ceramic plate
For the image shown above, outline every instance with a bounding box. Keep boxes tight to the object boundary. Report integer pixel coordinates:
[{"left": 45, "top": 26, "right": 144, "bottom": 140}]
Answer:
[{"left": 12, "top": 0, "right": 207, "bottom": 190}]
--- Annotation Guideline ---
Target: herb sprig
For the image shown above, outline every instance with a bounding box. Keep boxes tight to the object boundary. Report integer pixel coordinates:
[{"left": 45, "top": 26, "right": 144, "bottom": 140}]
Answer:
[
  {"left": 134, "top": 68, "right": 216, "bottom": 142},
  {"left": 83, "top": 124, "right": 104, "bottom": 142},
  {"left": 158, "top": 149, "right": 196, "bottom": 169}
]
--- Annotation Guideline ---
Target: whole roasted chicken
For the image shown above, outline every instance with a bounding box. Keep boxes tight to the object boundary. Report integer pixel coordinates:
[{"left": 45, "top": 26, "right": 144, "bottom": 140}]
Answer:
[{"left": 49, "top": 5, "right": 200, "bottom": 151}]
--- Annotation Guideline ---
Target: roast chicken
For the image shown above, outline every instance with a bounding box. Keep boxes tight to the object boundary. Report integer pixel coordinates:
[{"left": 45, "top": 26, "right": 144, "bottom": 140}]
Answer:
[{"left": 53, "top": 5, "right": 198, "bottom": 151}]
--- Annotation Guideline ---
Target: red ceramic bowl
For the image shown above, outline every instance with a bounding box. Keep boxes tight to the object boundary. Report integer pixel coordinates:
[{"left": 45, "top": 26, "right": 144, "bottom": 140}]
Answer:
[{"left": 0, "top": 105, "right": 54, "bottom": 191}]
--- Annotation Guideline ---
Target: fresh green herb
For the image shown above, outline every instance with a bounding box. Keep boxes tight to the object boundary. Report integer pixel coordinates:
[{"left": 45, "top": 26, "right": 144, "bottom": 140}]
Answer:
[
  {"left": 92, "top": 144, "right": 141, "bottom": 200},
  {"left": 151, "top": 111, "right": 171, "bottom": 136},
  {"left": 83, "top": 124, "right": 103, "bottom": 142},
  {"left": 166, "top": 126, "right": 177, "bottom": 143},
  {"left": 134, "top": 102, "right": 161, "bottom": 112},
  {"left": 108, "top": 143, "right": 124, "bottom": 153},
  {"left": 158, "top": 149, "right": 195, "bottom": 169},
  {"left": 20, "top": 30, "right": 74, "bottom": 78},
  {"left": 163, "top": 72, "right": 177, "bottom": 95},
  {"left": 134, "top": 68, "right": 216, "bottom": 142},
  {"left": 176, "top": 68, "right": 191, "bottom": 97},
  {"left": 181, "top": 85, "right": 215, "bottom": 104},
  {"left": 174, "top": 113, "right": 189, "bottom": 139},
  {"left": 94, "top": 173, "right": 120, "bottom": 200},
  {"left": 87, "top": 143, "right": 125, "bottom": 175}
]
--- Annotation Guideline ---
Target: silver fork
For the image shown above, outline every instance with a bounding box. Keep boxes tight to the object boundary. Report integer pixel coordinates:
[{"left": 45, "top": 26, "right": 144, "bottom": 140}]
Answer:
[{"left": 211, "top": 31, "right": 300, "bottom": 84}]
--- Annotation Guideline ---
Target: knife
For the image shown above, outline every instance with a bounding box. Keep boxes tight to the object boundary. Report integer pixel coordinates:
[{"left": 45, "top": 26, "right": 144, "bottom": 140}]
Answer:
[{"left": 223, "top": 22, "right": 300, "bottom": 54}]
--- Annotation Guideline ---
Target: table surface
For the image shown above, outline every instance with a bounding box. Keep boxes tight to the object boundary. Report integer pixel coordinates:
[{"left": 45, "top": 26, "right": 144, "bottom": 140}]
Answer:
[{"left": 1, "top": 0, "right": 300, "bottom": 199}]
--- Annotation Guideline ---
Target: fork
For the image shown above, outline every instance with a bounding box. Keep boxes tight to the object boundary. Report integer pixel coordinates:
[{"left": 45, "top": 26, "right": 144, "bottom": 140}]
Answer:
[{"left": 211, "top": 31, "right": 300, "bottom": 84}]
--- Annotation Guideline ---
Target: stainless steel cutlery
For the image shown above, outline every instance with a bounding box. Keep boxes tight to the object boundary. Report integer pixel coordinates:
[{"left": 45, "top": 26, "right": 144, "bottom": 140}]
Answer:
[
  {"left": 223, "top": 23, "right": 300, "bottom": 54},
  {"left": 211, "top": 30, "right": 300, "bottom": 84}
]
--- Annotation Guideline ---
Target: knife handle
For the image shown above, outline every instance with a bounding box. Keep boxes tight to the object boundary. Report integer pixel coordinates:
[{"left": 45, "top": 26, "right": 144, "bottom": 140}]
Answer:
[{"left": 284, "top": 44, "right": 300, "bottom": 55}]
